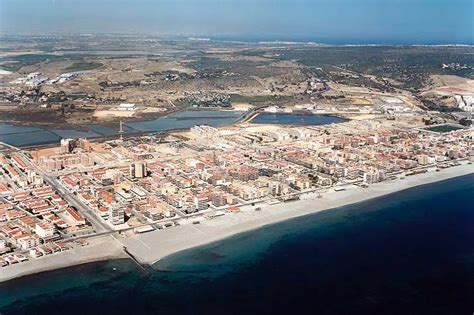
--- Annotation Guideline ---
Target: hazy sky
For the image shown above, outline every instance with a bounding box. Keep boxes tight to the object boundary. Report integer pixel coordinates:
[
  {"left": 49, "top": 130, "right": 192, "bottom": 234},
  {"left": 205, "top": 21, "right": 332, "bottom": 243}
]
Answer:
[{"left": 0, "top": 0, "right": 472, "bottom": 44}]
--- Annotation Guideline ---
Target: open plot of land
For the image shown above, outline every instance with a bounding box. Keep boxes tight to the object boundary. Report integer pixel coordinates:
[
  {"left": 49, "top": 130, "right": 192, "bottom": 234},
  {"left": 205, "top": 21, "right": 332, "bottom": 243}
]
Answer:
[{"left": 0, "top": 35, "right": 472, "bottom": 128}]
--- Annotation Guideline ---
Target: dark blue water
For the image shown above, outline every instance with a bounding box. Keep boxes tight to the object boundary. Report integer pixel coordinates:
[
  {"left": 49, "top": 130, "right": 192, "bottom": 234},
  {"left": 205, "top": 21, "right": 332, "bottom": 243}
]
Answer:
[
  {"left": 251, "top": 113, "right": 348, "bottom": 126},
  {"left": 1, "top": 174, "right": 473, "bottom": 315}
]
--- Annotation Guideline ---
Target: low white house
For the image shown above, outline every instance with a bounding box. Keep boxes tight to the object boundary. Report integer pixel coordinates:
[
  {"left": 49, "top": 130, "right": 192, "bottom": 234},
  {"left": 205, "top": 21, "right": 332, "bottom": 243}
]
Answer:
[{"left": 117, "top": 103, "right": 137, "bottom": 111}]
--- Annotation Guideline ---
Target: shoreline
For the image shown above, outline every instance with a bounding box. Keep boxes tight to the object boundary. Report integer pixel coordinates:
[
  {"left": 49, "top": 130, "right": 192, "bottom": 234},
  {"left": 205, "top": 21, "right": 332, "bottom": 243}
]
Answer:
[
  {"left": 0, "top": 235, "right": 127, "bottom": 284},
  {"left": 127, "top": 163, "right": 474, "bottom": 266},
  {"left": 1, "top": 163, "right": 473, "bottom": 284}
]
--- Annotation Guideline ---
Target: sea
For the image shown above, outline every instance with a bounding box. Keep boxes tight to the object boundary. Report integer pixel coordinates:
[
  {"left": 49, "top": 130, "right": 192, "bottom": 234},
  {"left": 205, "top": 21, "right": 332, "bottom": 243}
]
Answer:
[{"left": 0, "top": 174, "right": 472, "bottom": 315}]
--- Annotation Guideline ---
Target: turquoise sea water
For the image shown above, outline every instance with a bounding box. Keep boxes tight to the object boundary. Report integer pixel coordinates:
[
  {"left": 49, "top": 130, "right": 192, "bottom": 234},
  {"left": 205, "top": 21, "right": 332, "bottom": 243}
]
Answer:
[{"left": 0, "top": 174, "right": 473, "bottom": 314}]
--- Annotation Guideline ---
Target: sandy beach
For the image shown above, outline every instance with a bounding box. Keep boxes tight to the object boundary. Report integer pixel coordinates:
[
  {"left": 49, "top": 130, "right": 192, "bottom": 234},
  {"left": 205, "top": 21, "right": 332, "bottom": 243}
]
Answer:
[
  {"left": 1, "top": 163, "right": 473, "bottom": 283},
  {"left": 0, "top": 235, "right": 126, "bottom": 283},
  {"left": 122, "top": 163, "right": 473, "bottom": 265}
]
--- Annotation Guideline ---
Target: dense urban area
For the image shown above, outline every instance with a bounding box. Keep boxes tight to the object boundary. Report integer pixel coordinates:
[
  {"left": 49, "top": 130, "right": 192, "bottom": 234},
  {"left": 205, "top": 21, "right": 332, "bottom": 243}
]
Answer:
[{"left": 0, "top": 34, "right": 472, "bottom": 272}]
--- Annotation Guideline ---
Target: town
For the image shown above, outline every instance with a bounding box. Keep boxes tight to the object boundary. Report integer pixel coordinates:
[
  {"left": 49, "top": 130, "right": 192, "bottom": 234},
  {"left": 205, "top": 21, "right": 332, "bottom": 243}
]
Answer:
[{"left": 0, "top": 113, "right": 472, "bottom": 269}]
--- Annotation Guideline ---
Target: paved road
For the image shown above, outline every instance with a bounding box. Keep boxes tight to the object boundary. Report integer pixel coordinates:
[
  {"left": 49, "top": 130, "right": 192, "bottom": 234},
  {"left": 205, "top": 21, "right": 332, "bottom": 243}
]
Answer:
[
  {"left": 18, "top": 152, "right": 111, "bottom": 233},
  {"left": 43, "top": 175, "right": 111, "bottom": 233}
]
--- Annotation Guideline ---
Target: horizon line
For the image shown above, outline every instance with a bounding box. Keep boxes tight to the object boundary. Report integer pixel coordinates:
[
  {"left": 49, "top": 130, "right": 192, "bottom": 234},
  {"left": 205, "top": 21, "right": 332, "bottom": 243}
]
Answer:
[{"left": 1, "top": 32, "right": 473, "bottom": 47}]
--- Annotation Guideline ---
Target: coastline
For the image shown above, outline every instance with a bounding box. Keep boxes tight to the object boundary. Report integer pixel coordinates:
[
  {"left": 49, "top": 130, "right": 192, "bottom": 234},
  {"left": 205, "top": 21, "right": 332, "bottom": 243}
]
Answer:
[
  {"left": 1, "top": 163, "right": 473, "bottom": 283},
  {"left": 126, "top": 163, "right": 474, "bottom": 266},
  {"left": 0, "top": 235, "right": 127, "bottom": 283}
]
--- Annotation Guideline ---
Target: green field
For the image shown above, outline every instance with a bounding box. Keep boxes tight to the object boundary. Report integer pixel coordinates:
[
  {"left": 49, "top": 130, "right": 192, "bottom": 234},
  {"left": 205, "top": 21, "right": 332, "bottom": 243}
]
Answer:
[
  {"left": 229, "top": 94, "right": 291, "bottom": 103},
  {"left": 426, "top": 125, "right": 463, "bottom": 133},
  {"left": 64, "top": 61, "right": 103, "bottom": 72}
]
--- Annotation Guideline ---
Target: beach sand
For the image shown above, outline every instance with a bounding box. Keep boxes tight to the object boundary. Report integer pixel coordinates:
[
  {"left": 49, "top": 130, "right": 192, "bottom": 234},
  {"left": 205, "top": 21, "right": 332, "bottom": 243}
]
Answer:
[
  {"left": 1, "top": 163, "right": 473, "bottom": 283},
  {"left": 0, "top": 235, "right": 126, "bottom": 283},
  {"left": 121, "top": 163, "right": 474, "bottom": 265}
]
